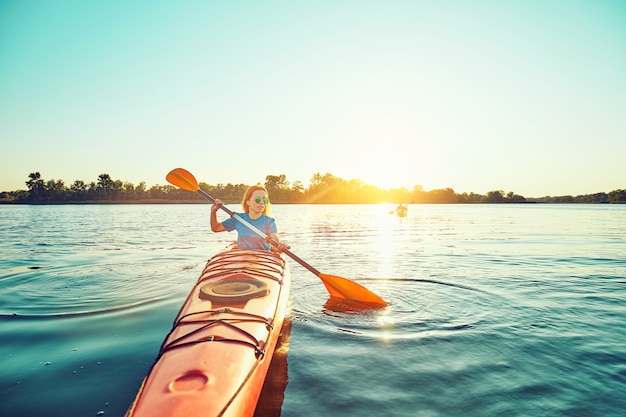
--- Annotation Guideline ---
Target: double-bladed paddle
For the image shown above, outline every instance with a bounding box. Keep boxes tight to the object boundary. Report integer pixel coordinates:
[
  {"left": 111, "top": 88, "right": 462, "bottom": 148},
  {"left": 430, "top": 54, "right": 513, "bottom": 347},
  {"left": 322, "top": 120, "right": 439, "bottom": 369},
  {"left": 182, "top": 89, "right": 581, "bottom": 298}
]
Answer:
[{"left": 166, "top": 168, "right": 387, "bottom": 308}]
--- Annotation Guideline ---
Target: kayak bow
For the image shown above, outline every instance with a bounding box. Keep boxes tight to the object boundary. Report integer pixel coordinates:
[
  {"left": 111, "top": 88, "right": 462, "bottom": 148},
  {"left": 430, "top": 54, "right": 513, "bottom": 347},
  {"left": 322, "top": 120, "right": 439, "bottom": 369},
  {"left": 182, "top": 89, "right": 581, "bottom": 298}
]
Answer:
[{"left": 126, "top": 248, "right": 291, "bottom": 417}]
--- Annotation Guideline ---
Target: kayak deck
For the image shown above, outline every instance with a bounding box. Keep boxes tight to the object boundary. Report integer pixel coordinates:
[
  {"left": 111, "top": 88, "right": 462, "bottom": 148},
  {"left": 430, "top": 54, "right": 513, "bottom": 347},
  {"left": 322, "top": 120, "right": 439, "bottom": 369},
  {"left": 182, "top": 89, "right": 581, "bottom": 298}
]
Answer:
[{"left": 126, "top": 249, "right": 291, "bottom": 417}]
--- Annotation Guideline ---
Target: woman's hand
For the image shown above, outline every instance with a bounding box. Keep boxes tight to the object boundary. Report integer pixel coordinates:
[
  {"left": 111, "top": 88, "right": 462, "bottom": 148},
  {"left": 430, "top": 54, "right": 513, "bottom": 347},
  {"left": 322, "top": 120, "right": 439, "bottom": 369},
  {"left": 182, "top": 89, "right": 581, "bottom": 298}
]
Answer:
[
  {"left": 267, "top": 235, "right": 290, "bottom": 253},
  {"left": 273, "top": 241, "right": 291, "bottom": 252},
  {"left": 212, "top": 199, "right": 223, "bottom": 211}
]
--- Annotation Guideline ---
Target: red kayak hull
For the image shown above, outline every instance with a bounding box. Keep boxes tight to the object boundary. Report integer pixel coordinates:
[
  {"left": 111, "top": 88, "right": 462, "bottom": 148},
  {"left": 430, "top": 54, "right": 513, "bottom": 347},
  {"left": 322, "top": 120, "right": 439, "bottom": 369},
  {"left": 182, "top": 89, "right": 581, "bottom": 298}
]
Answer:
[{"left": 126, "top": 249, "right": 291, "bottom": 417}]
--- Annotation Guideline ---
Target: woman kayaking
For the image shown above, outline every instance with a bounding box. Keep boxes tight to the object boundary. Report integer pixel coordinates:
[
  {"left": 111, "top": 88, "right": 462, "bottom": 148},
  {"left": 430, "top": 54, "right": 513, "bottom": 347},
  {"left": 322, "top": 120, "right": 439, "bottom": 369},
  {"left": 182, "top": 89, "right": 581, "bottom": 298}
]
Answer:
[{"left": 210, "top": 185, "right": 290, "bottom": 252}]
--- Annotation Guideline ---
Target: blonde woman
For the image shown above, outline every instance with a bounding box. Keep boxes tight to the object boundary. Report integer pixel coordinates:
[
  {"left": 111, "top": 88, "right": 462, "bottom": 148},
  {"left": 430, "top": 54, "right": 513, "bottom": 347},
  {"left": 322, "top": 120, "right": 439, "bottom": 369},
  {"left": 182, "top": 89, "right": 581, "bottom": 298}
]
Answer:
[{"left": 210, "top": 185, "right": 290, "bottom": 252}]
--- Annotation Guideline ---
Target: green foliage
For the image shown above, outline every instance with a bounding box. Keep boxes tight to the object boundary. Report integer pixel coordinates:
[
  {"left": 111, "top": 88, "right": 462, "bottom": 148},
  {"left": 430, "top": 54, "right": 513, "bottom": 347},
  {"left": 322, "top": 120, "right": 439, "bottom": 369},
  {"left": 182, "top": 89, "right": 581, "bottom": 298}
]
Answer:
[
  {"left": 608, "top": 189, "right": 626, "bottom": 203},
  {"left": 529, "top": 192, "right": 619, "bottom": 204},
  {"left": 1, "top": 172, "right": 623, "bottom": 204}
]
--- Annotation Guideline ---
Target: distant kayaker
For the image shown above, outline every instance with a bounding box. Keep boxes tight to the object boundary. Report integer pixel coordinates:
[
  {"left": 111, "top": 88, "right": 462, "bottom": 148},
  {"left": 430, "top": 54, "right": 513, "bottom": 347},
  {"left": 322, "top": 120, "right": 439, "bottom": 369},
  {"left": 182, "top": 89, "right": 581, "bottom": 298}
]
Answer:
[{"left": 210, "top": 185, "right": 290, "bottom": 252}]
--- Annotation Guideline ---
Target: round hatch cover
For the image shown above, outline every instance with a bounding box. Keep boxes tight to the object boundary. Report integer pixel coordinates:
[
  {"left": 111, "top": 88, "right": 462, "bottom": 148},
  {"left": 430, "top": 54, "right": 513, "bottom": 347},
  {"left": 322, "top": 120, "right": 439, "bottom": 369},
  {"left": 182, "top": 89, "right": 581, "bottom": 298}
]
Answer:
[{"left": 200, "top": 278, "right": 269, "bottom": 303}]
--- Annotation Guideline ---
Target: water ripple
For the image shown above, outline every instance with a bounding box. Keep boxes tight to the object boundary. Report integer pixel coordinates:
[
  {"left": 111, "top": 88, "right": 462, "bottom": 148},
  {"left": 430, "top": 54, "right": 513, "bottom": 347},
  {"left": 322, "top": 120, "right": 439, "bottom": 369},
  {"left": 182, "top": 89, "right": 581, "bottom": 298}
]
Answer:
[
  {"left": 0, "top": 260, "right": 199, "bottom": 317},
  {"left": 292, "top": 276, "right": 501, "bottom": 343}
]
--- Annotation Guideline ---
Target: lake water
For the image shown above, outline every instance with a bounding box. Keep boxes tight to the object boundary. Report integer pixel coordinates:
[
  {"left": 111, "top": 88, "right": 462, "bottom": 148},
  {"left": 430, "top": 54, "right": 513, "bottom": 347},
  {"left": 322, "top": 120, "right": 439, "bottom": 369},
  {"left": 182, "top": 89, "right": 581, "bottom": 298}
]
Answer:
[{"left": 1, "top": 204, "right": 625, "bottom": 417}]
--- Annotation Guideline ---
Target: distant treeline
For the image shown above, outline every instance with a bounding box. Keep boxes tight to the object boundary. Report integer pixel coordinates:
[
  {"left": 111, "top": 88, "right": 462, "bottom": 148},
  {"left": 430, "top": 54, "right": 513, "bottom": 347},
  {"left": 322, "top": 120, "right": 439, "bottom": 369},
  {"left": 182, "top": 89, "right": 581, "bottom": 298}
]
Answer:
[{"left": 1, "top": 172, "right": 625, "bottom": 204}]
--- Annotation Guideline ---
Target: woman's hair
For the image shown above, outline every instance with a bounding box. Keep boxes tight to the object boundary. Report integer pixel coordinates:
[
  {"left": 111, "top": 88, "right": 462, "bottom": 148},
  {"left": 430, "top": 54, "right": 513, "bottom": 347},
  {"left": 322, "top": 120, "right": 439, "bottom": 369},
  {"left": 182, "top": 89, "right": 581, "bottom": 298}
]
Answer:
[{"left": 242, "top": 185, "right": 271, "bottom": 215}]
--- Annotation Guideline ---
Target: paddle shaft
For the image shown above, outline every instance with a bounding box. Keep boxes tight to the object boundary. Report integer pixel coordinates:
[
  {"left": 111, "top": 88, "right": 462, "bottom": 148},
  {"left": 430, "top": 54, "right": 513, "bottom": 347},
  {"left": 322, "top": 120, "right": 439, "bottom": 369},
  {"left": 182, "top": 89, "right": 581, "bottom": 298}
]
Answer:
[{"left": 200, "top": 189, "right": 323, "bottom": 277}]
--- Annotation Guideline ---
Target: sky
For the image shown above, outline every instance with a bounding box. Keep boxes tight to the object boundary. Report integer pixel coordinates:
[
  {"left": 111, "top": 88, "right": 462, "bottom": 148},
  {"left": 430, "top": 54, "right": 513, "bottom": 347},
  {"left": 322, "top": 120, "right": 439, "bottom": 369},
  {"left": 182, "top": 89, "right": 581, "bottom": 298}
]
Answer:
[{"left": 1, "top": 0, "right": 625, "bottom": 197}]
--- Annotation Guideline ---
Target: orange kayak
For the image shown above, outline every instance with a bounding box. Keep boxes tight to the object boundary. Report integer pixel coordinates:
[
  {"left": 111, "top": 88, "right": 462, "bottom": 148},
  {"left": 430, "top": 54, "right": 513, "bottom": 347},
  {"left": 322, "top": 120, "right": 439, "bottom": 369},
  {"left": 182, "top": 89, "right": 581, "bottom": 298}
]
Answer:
[{"left": 126, "top": 248, "right": 291, "bottom": 417}]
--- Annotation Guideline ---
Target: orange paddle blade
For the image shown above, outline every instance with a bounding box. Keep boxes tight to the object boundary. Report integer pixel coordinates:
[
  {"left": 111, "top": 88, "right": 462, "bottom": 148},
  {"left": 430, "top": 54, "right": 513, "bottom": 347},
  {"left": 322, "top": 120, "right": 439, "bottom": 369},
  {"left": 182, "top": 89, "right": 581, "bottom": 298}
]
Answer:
[
  {"left": 319, "top": 273, "right": 387, "bottom": 307},
  {"left": 166, "top": 168, "right": 200, "bottom": 192}
]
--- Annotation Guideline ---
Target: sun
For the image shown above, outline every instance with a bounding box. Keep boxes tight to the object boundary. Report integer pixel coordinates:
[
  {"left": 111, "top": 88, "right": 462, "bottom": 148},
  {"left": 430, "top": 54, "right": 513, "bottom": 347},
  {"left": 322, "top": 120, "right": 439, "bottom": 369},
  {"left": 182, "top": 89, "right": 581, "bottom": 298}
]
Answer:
[
  {"left": 368, "top": 171, "right": 400, "bottom": 190},
  {"left": 331, "top": 136, "right": 425, "bottom": 191},
  {"left": 361, "top": 163, "right": 414, "bottom": 190}
]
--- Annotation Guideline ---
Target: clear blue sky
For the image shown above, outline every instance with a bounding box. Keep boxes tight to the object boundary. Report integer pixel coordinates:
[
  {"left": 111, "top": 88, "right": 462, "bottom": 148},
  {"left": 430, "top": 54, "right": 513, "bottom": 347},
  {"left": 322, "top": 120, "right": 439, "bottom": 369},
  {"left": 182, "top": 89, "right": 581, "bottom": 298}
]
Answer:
[{"left": 1, "top": 0, "right": 625, "bottom": 197}]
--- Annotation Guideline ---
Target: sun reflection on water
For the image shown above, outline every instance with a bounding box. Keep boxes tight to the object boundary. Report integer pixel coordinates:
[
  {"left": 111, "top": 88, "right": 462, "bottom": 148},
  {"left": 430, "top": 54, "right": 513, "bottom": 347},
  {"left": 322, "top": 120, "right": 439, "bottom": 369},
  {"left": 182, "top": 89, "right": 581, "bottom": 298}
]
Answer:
[
  {"left": 366, "top": 204, "right": 402, "bottom": 279},
  {"left": 376, "top": 308, "right": 397, "bottom": 343}
]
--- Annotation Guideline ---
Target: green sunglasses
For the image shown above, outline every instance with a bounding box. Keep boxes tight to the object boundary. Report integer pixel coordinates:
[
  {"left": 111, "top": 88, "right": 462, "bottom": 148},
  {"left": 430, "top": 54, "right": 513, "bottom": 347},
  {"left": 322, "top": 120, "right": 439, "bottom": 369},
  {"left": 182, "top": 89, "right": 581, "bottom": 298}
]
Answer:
[{"left": 253, "top": 197, "right": 269, "bottom": 204}]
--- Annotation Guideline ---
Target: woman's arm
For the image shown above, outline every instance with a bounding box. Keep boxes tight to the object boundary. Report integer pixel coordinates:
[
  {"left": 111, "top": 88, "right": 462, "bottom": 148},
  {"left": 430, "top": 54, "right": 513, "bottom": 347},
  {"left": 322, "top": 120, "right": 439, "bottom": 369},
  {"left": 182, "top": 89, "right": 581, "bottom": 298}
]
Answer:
[{"left": 210, "top": 200, "right": 226, "bottom": 232}]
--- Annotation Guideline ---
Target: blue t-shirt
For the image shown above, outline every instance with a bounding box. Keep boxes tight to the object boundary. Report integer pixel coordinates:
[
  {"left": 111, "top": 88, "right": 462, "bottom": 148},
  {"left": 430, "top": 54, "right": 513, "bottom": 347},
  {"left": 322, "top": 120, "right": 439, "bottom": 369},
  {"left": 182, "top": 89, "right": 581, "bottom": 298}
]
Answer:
[{"left": 222, "top": 213, "right": 278, "bottom": 251}]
